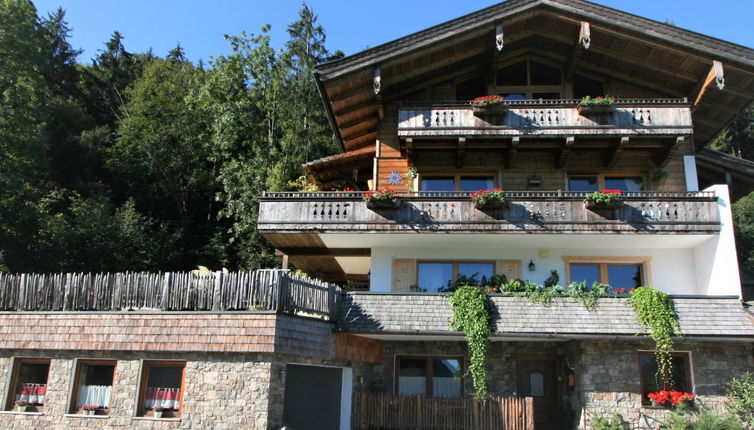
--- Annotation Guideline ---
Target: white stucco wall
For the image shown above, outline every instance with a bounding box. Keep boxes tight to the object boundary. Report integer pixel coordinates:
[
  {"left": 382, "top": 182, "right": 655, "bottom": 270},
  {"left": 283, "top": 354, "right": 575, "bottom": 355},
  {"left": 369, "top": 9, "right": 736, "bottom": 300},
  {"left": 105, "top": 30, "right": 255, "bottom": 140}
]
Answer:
[{"left": 692, "top": 185, "right": 742, "bottom": 297}]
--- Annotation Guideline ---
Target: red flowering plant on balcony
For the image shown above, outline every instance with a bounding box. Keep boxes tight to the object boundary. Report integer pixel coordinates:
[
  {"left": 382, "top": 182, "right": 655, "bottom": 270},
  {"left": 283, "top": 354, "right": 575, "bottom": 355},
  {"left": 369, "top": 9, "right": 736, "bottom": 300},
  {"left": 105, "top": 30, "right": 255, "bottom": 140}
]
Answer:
[
  {"left": 612, "top": 287, "right": 636, "bottom": 295},
  {"left": 470, "top": 95, "right": 504, "bottom": 106},
  {"left": 471, "top": 188, "right": 509, "bottom": 209},
  {"left": 584, "top": 189, "right": 623, "bottom": 210},
  {"left": 362, "top": 187, "right": 400, "bottom": 210},
  {"left": 647, "top": 390, "right": 695, "bottom": 407}
]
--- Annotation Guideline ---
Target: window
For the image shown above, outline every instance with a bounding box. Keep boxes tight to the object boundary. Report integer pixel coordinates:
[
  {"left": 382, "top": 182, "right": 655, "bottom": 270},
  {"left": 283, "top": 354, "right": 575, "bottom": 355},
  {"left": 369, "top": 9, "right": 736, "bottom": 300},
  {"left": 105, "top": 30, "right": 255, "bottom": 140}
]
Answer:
[
  {"left": 420, "top": 174, "right": 495, "bottom": 192},
  {"left": 495, "top": 59, "right": 563, "bottom": 99},
  {"left": 417, "top": 261, "right": 495, "bottom": 292},
  {"left": 568, "top": 174, "right": 645, "bottom": 192},
  {"left": 638, "top": 352, "right": 692, "bottom": 406},
  {"left": 397, "top": 357, "right": 463, "bottom": 398},
  {"left": 565, "top": 257, "right": 650, "bottom": 288},
  {"left": 573, "top": 74, "right": 605, "bottom": 99},
  {"left": 70, "top": 360, "right": 116, "bottom": 414},
  {"left": 5, "top": 358, "right": 50, "bottom": 412},
  {"left": 138, "top": 361, "right": 186, "bottom": 418}
]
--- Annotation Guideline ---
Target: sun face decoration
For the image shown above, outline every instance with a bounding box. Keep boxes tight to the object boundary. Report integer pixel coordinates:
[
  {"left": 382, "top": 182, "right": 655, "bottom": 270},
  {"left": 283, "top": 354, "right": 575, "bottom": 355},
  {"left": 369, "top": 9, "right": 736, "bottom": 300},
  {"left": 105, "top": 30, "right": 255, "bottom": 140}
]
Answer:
[{"left": 387, "top": 171, "right": 403, "bottom": 185}]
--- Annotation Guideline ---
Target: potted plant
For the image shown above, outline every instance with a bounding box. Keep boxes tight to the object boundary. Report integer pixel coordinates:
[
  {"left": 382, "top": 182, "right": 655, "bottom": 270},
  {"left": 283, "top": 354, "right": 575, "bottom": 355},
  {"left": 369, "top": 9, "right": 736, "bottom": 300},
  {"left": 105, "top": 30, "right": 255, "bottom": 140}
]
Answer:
[
  {"left": 362, "top": 187, "right": 400, "bottom": 210},
  {"left": 584, "top": 189, "right": 623, "bottom": 210},
  {"left": 82, "top": 404, "right": 97, "bottom": 415},
  {"left": 15, "top": 401, "right": 29, "bottom": 412},
  {"left": 577, "top": 95, "right": 616, "bottom": 115},
  {"left": 470, "top": 95, "right": 507, "bottom": 116},
  {"left": 471, "top": 188, "right": 509, "bottom": 209},
  {"left": 647, "top": 390, "right": 695, "bottom": 408},
  {"left": 153, "top": 406, "right": 165, "bottom": 418}
]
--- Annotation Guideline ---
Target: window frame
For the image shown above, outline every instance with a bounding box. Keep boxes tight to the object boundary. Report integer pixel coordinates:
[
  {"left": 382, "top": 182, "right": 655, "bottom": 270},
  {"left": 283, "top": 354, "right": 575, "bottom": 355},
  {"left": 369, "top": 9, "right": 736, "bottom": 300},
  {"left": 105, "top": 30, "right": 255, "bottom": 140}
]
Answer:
[
  {"left": 4, "top": 357, "right": 52, "bottom": 412},
  {"left": 136, "top": 360, "right": 186, "bottom": 418},
  {"left": 493, "top": 58, "right": 565, "bottom": 99},
  {"left": 394, "top": 355, "right": 465, "bottom": 398},
  {"left": 563, "top": 256, "right": 652, "bottom": 287},
  {"left": 417, "top": 260, "right": 497, "bottom": 291},
  {"left": 637, "top": 351, "right": 693, "bottom": 407},
  {"left": 68, "top": 359, "right": 117, "bottom": 415},
  {"left": 567, "top": 172, "right": 647, "bottom": 192},
  {"left": 419, "top": 172, "right": 497, "bottom": 192}
]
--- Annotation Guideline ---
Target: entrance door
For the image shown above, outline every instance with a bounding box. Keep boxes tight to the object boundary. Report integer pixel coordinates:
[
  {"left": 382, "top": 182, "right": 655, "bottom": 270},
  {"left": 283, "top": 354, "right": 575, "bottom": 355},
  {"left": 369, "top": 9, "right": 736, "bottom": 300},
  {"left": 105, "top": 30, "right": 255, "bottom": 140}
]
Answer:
[
  {"left": 282, "top": 364, "right": 343, "bottom": 430},
  {"left": 516, "top": 358, "right": 562, "bottom": 430}
]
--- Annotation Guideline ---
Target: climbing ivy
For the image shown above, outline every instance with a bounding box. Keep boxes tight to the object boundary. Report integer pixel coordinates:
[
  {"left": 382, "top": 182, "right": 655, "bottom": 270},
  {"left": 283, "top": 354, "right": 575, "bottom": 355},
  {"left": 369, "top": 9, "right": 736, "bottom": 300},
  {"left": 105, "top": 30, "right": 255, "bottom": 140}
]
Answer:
[
  {"left": 565, "top": 281, "right": 611, "bottom": 311},
  {"left": 628, "top": 287, "right": 681, "bottom": 389},
  {"left": 449, "top": 286, "right": 492, "bottom": 401}
]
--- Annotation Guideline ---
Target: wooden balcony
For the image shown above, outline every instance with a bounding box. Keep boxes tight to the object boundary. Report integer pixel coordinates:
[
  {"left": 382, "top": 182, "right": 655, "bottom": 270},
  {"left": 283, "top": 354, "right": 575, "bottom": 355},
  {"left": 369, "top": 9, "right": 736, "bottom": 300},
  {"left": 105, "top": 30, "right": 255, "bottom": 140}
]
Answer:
[
  {"left": 397, "top": 98, "right": 693, "bottom": 138},
  {"left": 258, "top": 191, "right": 720, "bottom": 234}
]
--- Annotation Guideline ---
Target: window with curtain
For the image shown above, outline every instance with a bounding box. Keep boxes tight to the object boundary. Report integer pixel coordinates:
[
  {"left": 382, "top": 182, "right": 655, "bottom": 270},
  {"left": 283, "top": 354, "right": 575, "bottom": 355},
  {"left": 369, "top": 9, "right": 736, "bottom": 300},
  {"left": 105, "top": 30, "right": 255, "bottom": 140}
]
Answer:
[
  {"left": 6, "top": 358, "right": 50, "bottom": 412},
  {"left": 397, "top": 357, "right": 463, "bottom": 398},
  {"left": 138, "top": 361, "right": 186, "bottom": 418},
  {"left": 71, "top": 360, "right": 116, "bottom": 414},
  {"left": 638, "top": 352, "right": 692, "bottom": 406}
]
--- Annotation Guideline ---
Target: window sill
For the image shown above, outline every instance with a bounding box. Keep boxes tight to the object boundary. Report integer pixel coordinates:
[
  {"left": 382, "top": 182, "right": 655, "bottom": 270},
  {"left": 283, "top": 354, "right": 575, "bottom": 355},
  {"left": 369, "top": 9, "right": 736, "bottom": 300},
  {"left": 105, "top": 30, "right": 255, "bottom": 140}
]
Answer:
[
  {"left": 132, "top": 416, "right": 182, "bottom": 422},
  {"left": 64, "top": 414, "right": 110, "bottom": 419},
  {"left": 0, "top": 411, "right": 43, "bottom": 416}
]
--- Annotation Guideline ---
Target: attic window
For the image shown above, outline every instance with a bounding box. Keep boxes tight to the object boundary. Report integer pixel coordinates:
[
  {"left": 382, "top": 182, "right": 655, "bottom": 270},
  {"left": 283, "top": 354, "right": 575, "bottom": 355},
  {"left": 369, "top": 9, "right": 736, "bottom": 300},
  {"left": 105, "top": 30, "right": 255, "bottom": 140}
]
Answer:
[{"left": 495, "top": 60, "right": 563, "bottom": 99}]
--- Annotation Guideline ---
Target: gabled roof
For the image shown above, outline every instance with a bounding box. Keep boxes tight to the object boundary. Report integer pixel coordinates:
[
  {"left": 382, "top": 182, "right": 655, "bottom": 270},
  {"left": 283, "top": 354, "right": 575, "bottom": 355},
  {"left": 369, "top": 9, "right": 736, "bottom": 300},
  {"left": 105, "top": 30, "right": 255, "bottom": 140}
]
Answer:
[{"left": 315, "top": 0, "right": 754, "bottom": 154}]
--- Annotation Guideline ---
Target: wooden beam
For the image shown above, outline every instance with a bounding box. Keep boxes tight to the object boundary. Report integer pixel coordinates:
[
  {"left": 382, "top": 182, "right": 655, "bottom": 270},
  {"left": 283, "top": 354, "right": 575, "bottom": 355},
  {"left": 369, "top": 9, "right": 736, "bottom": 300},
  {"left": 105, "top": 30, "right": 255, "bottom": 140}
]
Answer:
[
  {"left": 506, "top": 137, "right": 520, "bottom": 168},
  {"left": 564, "top": 22, "right": 591, "bottom": 80},
  {"left": 657, "top": 136, "right": 687, "bottom": 168},
  {"left": 692, "top": 61, "right": 725, "bottom": 112},
  {"left": 404, "top": 138, "right": 414, "bottom": 163},
  {"left": 328, "top": 85, "right": 374, "bottom": 103},
  {"left": 321, "top": 273, "right": 370, "bottom": 282},
  {"left": 278, "top": 248, "right": 371, "bottom": 257},
  {"left": 456, "top": 137, "right": 467, "bottom": 168},
  {"left": 338, "top": 115, "right": 378, "bottom": 132},
  {"left": 606, "top": 136, "right": 630, "bottom": 168},
  {"left": 556, "top": 136, "right": 575, "bottom": 168},
  {"left": 346, "top": 132, "right": 378, "bottom": 150},
  {"left": 333, "top": 100, "right": 378, "bottom": 117},
  {"left": 342, "top": 126, "right": 377, "bottom": 142}
]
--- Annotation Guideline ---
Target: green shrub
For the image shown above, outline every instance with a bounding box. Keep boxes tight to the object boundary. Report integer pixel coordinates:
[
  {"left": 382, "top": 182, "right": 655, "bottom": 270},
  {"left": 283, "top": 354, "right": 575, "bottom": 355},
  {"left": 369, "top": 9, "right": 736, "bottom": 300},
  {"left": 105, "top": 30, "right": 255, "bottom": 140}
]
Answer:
[
  {"left": 592, "top": 413, "right": 627, "bottom": 430},
  {"left": 726, "top": 372, "right": 754, "bottom": 426}
]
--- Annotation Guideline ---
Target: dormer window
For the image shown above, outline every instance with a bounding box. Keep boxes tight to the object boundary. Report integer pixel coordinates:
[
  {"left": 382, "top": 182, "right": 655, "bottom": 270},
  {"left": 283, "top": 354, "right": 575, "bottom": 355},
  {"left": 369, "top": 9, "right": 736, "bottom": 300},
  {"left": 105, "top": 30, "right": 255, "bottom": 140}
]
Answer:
[{"left": 495, "top": 60, "right": 563, "bottom": 99}]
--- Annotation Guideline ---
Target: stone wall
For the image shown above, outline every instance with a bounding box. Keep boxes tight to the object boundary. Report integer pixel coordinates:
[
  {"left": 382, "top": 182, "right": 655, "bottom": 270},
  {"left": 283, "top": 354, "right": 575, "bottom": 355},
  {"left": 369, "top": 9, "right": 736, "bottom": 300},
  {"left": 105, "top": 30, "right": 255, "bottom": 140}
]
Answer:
[{"left": 0, "top": 350, "right": 275, "bottom": 430}]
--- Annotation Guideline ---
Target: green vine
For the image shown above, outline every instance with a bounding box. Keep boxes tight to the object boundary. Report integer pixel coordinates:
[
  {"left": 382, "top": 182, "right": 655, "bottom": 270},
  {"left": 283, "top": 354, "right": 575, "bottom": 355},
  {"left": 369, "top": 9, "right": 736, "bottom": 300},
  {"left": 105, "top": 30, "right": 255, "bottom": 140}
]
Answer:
[
  {"left": 628, "top": 287, "right": 681, "bottom": 389},
  {"left": 449, "top": 286, "right": 492, "bottom": 402},
  {"left": 565, "top": 281, "right": 611, "bottom": 311}
]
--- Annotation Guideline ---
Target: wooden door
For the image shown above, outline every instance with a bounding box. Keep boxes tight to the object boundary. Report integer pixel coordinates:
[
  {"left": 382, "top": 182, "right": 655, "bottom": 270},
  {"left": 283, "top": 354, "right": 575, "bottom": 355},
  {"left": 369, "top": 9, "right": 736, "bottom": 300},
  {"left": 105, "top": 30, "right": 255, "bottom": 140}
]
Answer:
[{"left": 516, "top": 358, "right": 562, "bottom": 430}]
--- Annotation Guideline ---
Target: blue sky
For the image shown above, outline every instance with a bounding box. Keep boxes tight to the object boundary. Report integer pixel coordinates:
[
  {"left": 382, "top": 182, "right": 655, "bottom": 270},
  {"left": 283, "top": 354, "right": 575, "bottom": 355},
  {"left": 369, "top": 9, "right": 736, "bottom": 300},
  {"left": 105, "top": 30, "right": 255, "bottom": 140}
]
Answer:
[{"left": 32, "top": 0, "right": 754, "bottom": 64}]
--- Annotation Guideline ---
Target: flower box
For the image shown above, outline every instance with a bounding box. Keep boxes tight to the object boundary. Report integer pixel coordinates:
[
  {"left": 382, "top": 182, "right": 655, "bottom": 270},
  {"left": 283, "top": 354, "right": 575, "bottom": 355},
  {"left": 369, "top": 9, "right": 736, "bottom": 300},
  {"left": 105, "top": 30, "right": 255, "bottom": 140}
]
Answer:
[
  {"left": 470, "top": 95, "right": 508, "bottom": 117},
  {"left": 471, "top": 189, "right": 509, "bottom": 210},
  {"left": 363, "top": 188, "right": 400, "bottom": 211},
  {"left": 365, "top": 199, "right": 401, "bottom": 210},
  {"left": 584, "top": 190, "right": 623, "bottom": 211},
  {"left": 577, "top": 96, "right": 616, "bottom": 116}
]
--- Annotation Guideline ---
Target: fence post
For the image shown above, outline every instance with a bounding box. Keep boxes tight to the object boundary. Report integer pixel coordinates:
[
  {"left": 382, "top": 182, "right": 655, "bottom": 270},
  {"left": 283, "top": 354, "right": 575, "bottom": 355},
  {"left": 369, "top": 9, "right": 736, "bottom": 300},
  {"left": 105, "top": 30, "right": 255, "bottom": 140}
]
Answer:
[
  {"left": 212, "top": 271, "right": 222, "bottom": 311},
  {"left": 276, "top": 270, "right": 288, "bottom": 313},
  {"left": 160, "top": 273, "right": 171, "bottom": 310},
  {"left": 525, "top": 397, "right": 534, "bottom": 430}
]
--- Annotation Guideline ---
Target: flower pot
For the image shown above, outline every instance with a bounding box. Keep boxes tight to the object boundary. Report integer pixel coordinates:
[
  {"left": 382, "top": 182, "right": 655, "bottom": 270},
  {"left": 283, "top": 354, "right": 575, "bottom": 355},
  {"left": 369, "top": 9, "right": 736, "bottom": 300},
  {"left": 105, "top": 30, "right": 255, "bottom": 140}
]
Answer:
[
  {"left": 84, "top": 409, "right": 95, "bottom": 416},
  {"left": 583, "top": 199, "right": 622, "bottom": 211},
  {"left": 577, "top": 104, "right": 616, "bottom": 116},
  {"left": 17, "top": 405, "right": 27, "bottom": 413},
  {"left": 473, "top": 199, "right": 509, "bottom": 210},
  {"left": 472, "top": 104, "right": 508, "bottom": 116},
  {"left": 155, "top": 410, "right": 163, "bottom": 418},
  {"left": 365, "top": 199, "right": 400, "bottom": 210}
]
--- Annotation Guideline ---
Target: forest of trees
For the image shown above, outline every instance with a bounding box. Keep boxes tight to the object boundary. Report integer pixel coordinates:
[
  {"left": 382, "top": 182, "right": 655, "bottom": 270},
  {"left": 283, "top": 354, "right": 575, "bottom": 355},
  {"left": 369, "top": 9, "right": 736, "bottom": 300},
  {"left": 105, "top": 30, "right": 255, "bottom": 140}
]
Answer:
[
  {"left": 0, "top": 0, "right": 342, "bottom": 273},
  {"left": 0, "top": 0, "right": 753, "bottom": 276}
]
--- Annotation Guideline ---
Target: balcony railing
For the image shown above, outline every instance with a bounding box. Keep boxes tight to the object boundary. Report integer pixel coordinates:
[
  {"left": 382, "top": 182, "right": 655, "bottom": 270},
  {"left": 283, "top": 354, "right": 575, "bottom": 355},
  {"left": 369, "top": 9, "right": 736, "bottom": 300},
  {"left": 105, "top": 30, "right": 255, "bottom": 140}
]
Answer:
[
  {"left": 258, "top": 190, "right": 720, "bottom": 234},
  {"left": 397, "top": 98, "right": 693, "bottom": 137}
]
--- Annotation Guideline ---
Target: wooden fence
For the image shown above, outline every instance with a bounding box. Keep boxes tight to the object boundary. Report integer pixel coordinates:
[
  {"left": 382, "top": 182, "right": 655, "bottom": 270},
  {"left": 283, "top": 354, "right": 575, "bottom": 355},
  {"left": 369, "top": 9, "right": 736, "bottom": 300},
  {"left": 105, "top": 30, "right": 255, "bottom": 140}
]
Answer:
[
  {"left": 352, "top": 393, "right": 534, "bottom": 430},
  {"left": 0, "top": 269, "right": 340, "bottom": 318}
]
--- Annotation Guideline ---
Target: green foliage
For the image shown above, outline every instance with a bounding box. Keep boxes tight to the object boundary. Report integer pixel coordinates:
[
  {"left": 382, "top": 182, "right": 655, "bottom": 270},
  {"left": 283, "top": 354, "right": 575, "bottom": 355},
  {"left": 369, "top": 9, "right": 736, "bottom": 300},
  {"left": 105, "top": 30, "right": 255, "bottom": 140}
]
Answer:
[
  {"left": 661, "top": 405, "right": 742, "bottom": 430},
  {"left": 629, "top": 287, "right": 681, "bottom": 390},
  {"left": 585, "top": 190, "right": 623, "bottom": 207},
  {"left": 449, "top": 286, "right": 492, "bottom": 401},
  {"left": 544, "top": 270, "right": 560, "bottom": 288},
  {"left": 514, "top": 281, "right": 561, "bottom": 305},
  {"left": 440, "top": 274, "right": 508, "bottom": 293},
  {"left": 579, "top": 95, "right": 616, "bottom": 106},
  {"left": 565, "top": 281, "right": 610, "bottom": 311},
  {"left": 470, "top": 189, "right": 508, "bottom": 207},
  {"left": 592, "top": 414, "right": 628, "bottom": 430},
  {"left": 733, "top": 192, "right": 754, "bottom": 276},
  {"left": 726, "top": 372, "right": 754, "bottom": 426},
  {"left": 711, "top": 104, "right": 754, "bottom": 160}
]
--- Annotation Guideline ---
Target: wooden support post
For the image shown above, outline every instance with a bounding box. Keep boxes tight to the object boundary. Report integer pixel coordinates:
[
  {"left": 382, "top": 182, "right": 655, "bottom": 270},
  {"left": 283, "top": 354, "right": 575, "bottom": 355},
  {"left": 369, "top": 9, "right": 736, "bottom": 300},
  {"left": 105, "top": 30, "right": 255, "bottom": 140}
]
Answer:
[
  {"left": 506, "top": 136, "right": 519, "bottom": 168},
  {"left": 557, "top": 136, "right": 575, "bottom": 168},
  {"left": 607, "top": 136, "right": 630, "bottom": 168},
  {"left": 692, "top": 60, "right": 725, "bottom": 112},
  {"left": 456, "top": 137, "right": 467, "bottom": 168}
]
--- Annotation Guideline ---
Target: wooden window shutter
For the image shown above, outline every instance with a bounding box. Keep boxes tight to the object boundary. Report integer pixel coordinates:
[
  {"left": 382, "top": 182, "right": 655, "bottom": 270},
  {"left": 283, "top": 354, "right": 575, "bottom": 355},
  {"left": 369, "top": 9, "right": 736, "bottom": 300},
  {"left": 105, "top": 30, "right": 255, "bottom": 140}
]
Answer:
[
  {"left": 392, "top": 259, "right": 417, "bottom": 292},
  {"left": 496, "top": 260, "right": 522, "bottom": 281}
]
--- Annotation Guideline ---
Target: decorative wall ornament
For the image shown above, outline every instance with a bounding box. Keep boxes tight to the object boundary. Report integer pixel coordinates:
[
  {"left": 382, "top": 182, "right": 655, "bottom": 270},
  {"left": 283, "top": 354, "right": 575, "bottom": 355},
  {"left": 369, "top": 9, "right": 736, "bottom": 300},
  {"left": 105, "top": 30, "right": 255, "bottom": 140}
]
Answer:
[
  {"left": 387, "top": 171, "right": 403, "bottom": 185},
  {"left": 495, "top": 24, "right": 504, "bottom": 51},
  {"left": 373, "top": 67, "right": 382, "bottom": 95},
  {"left": 580, "top": 21, "right": 591, "bottom": 49},
  {"left": 713, "top": 60, "right": 725, "bottom": 90}
]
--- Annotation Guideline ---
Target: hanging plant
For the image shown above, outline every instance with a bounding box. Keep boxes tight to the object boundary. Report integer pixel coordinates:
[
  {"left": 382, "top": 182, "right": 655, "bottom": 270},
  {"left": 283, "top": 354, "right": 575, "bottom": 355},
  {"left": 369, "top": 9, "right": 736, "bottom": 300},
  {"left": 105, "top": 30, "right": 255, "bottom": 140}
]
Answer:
[
  {"left": 629, "top": 287, "right": 681, "bottom": 389},
  {"left": 449, "top": 286, "right": 492, "bottom": 402}
]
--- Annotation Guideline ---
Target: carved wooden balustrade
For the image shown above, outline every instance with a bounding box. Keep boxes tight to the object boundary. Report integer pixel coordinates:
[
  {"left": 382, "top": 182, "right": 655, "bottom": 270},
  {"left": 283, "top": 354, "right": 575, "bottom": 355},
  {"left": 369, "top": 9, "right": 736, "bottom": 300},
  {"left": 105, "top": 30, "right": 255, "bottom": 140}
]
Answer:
[
  {"left": 397, "top": 98, "right": 693, "bottom": 137},
  {"left": 258, "top": 191, "right": 720, "bottom": 234}
]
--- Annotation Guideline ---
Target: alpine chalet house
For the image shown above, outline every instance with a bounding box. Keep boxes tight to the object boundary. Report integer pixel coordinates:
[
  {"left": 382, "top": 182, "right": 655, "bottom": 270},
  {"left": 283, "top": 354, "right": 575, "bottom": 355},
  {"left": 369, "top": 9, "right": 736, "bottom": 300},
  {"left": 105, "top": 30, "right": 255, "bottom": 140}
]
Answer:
[{"left": 257, "top": 0, "right": 754, "bottom": 428}]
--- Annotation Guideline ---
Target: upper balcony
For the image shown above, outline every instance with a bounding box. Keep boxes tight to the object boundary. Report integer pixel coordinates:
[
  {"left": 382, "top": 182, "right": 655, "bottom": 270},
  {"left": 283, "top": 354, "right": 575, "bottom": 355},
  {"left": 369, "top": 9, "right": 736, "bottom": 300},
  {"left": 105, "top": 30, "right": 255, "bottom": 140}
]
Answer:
[
  {"left": 258, "top": 190, "right": 720, "bottom": 235},
  {"left": 397, "top": 98, "right": 693, "bottom": 139}
]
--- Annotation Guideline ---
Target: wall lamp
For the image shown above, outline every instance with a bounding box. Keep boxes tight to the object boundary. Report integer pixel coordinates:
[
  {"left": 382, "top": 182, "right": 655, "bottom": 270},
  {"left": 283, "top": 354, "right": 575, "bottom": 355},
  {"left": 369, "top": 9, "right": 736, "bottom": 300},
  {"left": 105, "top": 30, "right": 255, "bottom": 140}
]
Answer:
[{"left": 528, "top": 260, "right": 536, "bottom": 272}]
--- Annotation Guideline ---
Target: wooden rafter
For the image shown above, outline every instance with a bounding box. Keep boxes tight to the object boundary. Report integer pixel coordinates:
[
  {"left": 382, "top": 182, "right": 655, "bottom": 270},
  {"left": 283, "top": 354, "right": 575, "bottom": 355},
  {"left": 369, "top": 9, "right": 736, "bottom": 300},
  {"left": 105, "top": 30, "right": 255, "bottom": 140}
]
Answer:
[
  {"left": 404, "top": 138, "right": 414, "bottom": 163},
  {"left": 506, "top": 137, "right": 520, "bottom": 168},
  {"left": 606, "top": 136, "right": 630, "bottom": 168},
  {"left": 456, "top": 138, "right": 467, "bottom": 168},
  {"left": 658, "top": 136, "right": 687, "bottom": 168},
  {"left": 564, "top": 22, "right": 591, "bottom": 80},
  {"left": 692, "top": 61, "right": 725, "bottom": 113},
  {"left": 557, "top": 136, "right": 575, "bottom": 168}
]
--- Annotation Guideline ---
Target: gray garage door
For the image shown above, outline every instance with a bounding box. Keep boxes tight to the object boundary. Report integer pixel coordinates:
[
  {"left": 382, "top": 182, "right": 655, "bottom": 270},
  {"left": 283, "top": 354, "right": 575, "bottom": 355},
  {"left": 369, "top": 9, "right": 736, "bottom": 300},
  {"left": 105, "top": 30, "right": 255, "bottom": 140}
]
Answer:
[{"left": 282, "top": 364, "right": 342, "bottom": 430}]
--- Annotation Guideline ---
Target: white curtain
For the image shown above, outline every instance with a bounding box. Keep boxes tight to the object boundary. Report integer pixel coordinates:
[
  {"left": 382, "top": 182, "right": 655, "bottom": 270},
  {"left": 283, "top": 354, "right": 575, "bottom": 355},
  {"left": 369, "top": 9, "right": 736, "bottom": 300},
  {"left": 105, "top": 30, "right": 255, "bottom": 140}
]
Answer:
[
  {"left": 399, "top": 376, "right": 426, "bottom": 396},
  {"left": 433, "top": 377, "right": 461, "bottom": 398},
  {"left": 77, "top": 385, "right": 111, "bottom": 408}
]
